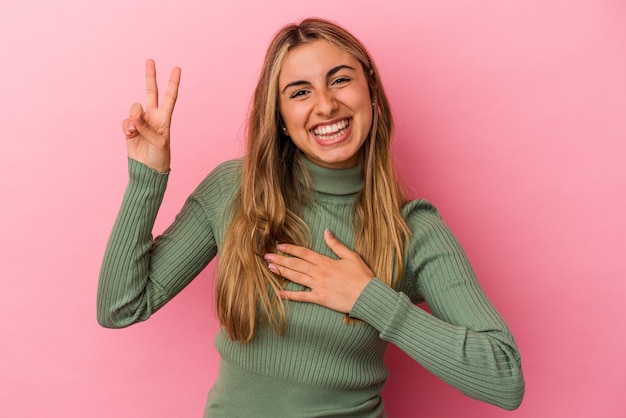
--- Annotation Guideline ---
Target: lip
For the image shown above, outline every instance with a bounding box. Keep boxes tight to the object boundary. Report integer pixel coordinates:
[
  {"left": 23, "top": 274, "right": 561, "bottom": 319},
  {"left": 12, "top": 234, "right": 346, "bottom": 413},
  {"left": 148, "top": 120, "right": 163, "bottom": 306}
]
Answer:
[{"left": 309, "top": 118, "right": 352, "bottom": 146}]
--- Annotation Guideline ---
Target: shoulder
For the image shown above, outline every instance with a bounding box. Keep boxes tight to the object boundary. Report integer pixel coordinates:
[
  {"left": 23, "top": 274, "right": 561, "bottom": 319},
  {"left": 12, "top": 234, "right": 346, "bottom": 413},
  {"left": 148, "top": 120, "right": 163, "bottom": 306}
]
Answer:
[
  {"left": 402, "top": 198, "right": 461, "bottom": 252},
  {"left": 194, "top": 159, "right": 242, "bottom": 193},
  {"left": 206, "top": 158, "right": 243, "bottom": 184},
  {"left": 402, "top": 198, "right": 443, "bottom": 226},
  {"left": 190, "top": 159, "right": 243, "bottom": 206}
]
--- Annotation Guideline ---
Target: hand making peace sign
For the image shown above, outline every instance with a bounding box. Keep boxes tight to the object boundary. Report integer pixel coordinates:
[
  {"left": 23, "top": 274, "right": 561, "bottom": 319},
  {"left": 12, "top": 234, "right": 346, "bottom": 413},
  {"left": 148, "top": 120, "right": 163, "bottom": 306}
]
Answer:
[{"left": 122, "top": 59, "right": 181, "bottom": 173}]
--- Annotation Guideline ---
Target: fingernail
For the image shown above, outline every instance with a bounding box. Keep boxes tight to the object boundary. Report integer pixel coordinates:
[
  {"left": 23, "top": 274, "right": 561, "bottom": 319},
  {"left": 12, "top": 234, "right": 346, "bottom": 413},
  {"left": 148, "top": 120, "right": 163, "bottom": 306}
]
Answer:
[
  {"left": 128, "top": 122, "right": 136, "bottom": 132},
  {"left": 268, "top": 263, "right": 278, "bottom": 273},
  {"left": 277, "top": 244, "right": 285, "bottom": 251},
  {"left": 324, "top": 229, "right": 333, "bottom": 238},
  {"left": 264, "top": 253, "right": 274, "bottom": 262}
]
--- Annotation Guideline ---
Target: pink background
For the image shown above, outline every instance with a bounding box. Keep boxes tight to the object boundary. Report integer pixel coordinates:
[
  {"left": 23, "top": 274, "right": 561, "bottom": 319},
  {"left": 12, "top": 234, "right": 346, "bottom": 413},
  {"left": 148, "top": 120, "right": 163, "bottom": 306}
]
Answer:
[{"left": 1, "top": 1, "right": 625, "bottom": 417}]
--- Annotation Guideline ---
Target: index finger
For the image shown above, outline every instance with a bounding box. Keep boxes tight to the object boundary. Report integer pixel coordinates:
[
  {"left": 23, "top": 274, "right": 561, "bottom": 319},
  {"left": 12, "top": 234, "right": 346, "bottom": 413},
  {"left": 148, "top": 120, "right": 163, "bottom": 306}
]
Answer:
[
  {"left": 145, "top": 59, "right": 158, "bottom": 110},
  {"left": 160, "top": 66, "right": 181, "bottom": 115},
  {"left": 276, "top": 243, "right": 325, "bottom": 264}
]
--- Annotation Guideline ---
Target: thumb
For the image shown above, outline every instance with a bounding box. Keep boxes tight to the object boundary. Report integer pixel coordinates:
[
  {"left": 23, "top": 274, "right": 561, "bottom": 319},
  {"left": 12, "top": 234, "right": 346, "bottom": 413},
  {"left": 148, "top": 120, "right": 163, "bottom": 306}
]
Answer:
[
  {"left": 323, "top": 229, "right": 354, "bottom": 259},
  {"left": 123, "top": 103, "right": 144, "bottom": 138}
]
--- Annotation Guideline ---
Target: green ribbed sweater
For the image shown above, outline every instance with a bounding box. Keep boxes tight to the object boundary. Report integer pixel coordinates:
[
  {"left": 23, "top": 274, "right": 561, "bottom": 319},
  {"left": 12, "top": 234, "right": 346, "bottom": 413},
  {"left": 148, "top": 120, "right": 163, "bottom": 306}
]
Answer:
[{"left": 98, "top": 158, "right": 524, "bottom": 417}]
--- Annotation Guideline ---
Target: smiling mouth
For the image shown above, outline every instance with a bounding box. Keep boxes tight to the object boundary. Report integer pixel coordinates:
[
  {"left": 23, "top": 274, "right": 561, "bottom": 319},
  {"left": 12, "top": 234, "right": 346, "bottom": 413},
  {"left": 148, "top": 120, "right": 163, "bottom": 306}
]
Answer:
[{"left": 312, "top": 119, "right": 350, "bottom": 141}]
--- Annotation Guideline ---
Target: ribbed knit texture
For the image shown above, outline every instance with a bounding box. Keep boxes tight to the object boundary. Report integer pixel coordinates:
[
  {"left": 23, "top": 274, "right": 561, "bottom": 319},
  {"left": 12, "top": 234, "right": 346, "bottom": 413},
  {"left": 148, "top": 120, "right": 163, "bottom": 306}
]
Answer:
[{"left": 98, "top": 157, "right": 524, "bottom": 417}]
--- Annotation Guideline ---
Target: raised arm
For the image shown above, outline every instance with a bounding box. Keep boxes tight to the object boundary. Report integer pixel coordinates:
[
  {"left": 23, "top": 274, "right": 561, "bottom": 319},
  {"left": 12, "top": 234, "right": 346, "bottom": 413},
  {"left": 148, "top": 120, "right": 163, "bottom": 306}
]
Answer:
[{"left": 97, "top": 61, "right": 218, "bottom": 328}]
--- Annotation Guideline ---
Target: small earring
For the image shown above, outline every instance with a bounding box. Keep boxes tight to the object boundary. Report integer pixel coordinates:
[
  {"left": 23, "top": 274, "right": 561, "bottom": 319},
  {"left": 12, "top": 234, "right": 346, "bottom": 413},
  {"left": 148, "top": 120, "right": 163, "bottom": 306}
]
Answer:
[{"left": 372, "top": 102, "right": 375, "bottom": 107}]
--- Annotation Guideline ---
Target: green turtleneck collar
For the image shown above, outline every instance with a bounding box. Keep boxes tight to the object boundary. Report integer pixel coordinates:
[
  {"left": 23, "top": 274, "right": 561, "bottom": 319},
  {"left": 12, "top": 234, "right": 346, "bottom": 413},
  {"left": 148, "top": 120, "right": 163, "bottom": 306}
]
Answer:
[{"left": 302, "top": 156, "right": 364, "bottom": 196}]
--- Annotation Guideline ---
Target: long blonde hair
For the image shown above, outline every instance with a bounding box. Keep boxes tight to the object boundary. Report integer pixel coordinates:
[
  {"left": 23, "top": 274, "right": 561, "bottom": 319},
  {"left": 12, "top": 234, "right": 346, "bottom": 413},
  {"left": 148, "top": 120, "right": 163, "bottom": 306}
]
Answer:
[{"left": 217, "top": 18, "right": 410, "bottom": 343}]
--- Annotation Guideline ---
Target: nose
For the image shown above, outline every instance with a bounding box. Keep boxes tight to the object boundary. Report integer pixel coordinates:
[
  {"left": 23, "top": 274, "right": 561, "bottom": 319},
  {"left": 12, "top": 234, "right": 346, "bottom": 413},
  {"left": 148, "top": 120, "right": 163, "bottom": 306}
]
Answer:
[{"left": 315, "top": 90, "right": 338, "bottom": 117}]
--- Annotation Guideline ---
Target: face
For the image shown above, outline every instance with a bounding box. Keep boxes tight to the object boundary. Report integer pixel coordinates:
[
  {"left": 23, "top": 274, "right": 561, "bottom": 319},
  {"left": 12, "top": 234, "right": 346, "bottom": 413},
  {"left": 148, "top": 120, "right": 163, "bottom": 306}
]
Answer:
[{"left": 278, "top": 40, "right": 373, "bottom": 169}]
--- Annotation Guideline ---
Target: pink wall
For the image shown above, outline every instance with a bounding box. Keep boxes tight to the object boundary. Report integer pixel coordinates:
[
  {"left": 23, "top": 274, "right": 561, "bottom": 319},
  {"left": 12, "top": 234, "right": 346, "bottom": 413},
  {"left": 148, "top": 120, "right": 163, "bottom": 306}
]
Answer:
[{"left": 1, "top": 1, "right": 625, "bottom": 417}]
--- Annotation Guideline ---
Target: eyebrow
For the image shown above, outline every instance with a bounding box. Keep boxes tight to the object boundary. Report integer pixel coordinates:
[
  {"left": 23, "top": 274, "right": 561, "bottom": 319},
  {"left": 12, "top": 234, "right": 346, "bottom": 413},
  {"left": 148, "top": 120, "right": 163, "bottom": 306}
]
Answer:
[{"left": 281, "top": 65, "right": 357, "bottom": 94}]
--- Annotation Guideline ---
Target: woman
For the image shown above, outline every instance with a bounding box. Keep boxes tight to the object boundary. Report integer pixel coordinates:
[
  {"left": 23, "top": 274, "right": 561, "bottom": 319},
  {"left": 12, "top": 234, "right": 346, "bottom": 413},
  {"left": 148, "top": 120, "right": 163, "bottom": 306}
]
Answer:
[{"left": 98, "top": 18, "right": 524, "bottom": 417}]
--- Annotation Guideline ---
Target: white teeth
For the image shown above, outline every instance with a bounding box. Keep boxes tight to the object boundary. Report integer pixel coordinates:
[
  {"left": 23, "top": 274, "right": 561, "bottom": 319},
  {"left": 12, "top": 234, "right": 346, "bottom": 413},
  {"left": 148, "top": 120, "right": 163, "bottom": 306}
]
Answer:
[{"left": 313, "top": 119, "right": 349, "bottom": 139}]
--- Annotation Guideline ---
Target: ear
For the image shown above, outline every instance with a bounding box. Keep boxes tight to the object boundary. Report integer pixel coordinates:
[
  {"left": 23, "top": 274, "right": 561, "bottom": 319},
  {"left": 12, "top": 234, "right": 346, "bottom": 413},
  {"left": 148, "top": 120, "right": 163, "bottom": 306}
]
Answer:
[{"left": 277, "top": 111, "right": 289, "bottom": 136}]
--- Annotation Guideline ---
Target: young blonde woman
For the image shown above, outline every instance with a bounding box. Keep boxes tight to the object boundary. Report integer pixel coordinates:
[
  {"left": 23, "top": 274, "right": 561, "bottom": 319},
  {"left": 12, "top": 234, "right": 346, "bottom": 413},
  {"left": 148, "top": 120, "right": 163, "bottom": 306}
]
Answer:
[{"left": 98, "top": 18, "right": 524, "bottom": 417}]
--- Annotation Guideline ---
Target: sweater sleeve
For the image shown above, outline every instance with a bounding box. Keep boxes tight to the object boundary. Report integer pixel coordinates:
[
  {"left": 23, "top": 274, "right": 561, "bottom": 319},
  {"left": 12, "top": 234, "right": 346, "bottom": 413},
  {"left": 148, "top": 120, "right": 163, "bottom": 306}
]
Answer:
[
  {"left": 349, "top": 200, "right": 524, "bottom": 410},
  {"left": 97, "top": 158, "right": 221, "bottom": 328}
]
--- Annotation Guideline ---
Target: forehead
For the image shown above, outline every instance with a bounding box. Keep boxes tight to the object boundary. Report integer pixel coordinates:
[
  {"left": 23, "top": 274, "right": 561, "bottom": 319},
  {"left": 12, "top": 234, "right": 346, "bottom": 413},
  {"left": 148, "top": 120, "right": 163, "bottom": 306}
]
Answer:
[{"left": 278, "top": 40, "right": 361, "bottom": 86}]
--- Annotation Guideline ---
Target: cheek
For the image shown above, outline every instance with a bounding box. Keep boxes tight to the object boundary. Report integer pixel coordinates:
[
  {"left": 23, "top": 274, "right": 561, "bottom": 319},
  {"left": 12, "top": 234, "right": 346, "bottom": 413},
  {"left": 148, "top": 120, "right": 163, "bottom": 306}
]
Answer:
[
  {"left": 351, "top": 87, "right": 374, "bottom": 122},
  {"left": 358, "top": 99, "right": 374, "bottom": 129},
  {"left": 280, "top": 105, "right": 307, "bottom": 129}
]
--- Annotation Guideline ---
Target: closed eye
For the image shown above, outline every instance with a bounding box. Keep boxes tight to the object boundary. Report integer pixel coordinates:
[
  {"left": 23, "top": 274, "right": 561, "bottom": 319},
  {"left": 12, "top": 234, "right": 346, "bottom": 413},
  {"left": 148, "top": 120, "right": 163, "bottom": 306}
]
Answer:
[
  {"left": 331, "top": 76, "right": 351, "bottom": 86},
  {"left": 289, "top": 89, "right": 310, "bottom": 99}
]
